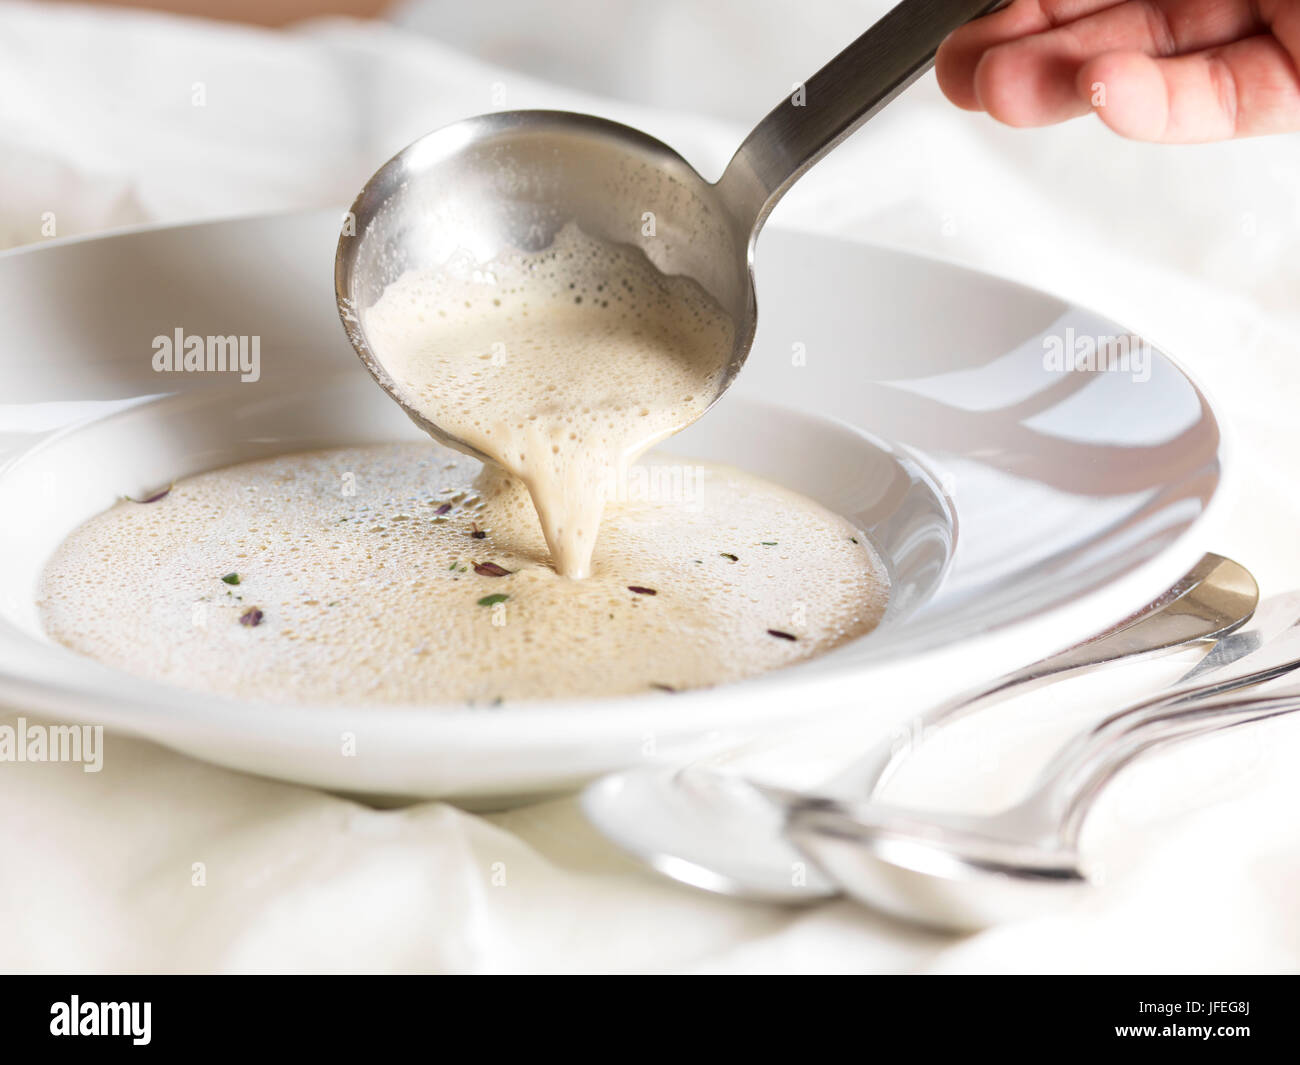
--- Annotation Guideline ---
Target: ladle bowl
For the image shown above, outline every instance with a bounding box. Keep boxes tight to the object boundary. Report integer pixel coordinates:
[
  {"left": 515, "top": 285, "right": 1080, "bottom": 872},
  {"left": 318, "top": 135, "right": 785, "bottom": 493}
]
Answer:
[{"left": 334, "top": 0, "right": 1008, "bottom": 458}]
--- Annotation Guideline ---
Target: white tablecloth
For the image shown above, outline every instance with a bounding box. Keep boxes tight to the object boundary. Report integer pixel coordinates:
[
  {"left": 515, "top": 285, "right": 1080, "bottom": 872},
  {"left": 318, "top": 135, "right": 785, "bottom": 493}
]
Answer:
[{"left": 2, "top": 0, "right": 1298, "bottom": 973}]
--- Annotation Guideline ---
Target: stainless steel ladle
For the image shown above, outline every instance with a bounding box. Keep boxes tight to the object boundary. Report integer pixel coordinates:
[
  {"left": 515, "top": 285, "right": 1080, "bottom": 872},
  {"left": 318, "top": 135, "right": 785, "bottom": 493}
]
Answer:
[{"left": 335, "top": 0, "right": 1007, "bottom": 457}]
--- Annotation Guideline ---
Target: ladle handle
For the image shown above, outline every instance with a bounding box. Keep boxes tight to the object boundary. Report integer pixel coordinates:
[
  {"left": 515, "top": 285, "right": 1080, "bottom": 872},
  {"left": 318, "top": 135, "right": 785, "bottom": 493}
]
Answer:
[{"left": 716, "top": 0, "right": 1009, "bottom": 230}]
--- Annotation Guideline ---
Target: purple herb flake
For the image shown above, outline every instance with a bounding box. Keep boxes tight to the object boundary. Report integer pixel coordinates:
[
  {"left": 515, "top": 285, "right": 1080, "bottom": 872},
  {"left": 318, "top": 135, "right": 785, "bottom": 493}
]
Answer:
[{"left": 128, "top": 485, "right": 172, "bottom": 504}]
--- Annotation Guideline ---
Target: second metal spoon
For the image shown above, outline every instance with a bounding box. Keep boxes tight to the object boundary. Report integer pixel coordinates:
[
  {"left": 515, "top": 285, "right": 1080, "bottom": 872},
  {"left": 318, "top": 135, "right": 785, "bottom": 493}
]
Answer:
[
  {"left": 583, "top": 554, "right": 1258, "bottom": 901},
  {"left": 786, "top": 594, "right": 1300, "bottom": 930}
]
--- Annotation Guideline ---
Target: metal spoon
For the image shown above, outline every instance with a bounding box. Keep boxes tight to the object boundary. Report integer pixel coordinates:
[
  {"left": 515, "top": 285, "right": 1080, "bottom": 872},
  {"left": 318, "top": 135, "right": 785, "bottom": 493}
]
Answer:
[
  {"left": 784, "top": 597, "right": 1300, "bottom": 930},
  {"left": 582, "top": 554, "right": 1259, "bottom": 901},
  {"left": 335, "top": 0, "right": 1007, "bottom": 457}
]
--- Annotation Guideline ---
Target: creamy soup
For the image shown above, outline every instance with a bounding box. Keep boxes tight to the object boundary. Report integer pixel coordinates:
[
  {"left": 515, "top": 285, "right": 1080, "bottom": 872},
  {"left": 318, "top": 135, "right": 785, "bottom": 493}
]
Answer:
[
  {"left": 39, "top": 443, "right": 889, "bottom": 704},
  {"left": 362, "top": 223, "right": 734, "bottom": 579}
]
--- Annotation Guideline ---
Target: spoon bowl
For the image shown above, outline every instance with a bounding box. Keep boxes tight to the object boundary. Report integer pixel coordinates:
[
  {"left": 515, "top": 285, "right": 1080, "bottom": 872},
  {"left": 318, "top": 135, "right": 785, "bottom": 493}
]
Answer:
[
  {"left": 335, "top": 0, "right": 1009, "bottom": 459},
  {"left": 335, "top": 111, "right": 753, "bottom": 461},
  {"left": 782, "top": 798, "right": 1090, "bottom": 931}
]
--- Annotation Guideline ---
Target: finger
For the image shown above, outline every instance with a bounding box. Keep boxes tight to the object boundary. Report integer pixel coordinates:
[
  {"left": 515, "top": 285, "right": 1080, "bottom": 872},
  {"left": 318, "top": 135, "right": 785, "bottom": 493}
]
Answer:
[
  {"left": 937, "top": 0, "right": 1115, "bottom": 110},
  {"left": 967, "top": 0, "right": 1263, "bottom": 126},
  {"left": 1079, "top": 36, "right": 1300, "bottom": 141}
]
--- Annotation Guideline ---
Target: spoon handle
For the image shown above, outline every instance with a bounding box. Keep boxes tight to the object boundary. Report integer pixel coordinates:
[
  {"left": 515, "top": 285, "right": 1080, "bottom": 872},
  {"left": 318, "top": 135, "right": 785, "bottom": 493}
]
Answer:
[
  {"left": 1050, "top": 682, "right": 1300, "bottom": 848},
  {"left": 824, "top": 553, "right": 1255, "bottom": 797},
  {"left": 716, "top": 0, "right": 1008, "bottom": 229},
  {"left": 812, "top": 595, "right": 1300, "bottom": 849},
  {"left": 1005, "top": 596, "right": 1300, "bottom": 845}
]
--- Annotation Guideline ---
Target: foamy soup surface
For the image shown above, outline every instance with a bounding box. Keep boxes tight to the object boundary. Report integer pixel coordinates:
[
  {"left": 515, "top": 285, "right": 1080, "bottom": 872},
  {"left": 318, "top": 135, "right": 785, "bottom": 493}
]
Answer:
[{"left": 39, "top": 444, "right": 889, "bottom": 703}]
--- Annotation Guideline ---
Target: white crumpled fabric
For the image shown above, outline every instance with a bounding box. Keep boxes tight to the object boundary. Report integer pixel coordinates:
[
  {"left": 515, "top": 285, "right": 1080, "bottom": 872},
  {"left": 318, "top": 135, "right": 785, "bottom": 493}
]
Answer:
[{"left": 1, "top": 0, "right": 1298, "bottom": 972}]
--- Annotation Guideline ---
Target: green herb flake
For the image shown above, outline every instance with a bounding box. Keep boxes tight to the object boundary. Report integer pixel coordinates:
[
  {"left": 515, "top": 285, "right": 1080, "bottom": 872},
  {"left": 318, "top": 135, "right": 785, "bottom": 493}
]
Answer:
[
  {"left": 477, "top": 594, "right": 509, "bottom": 607},
  {"left": 220, "top": 572, "right": 241, "bottom": 585},
  {"left": 720, "top": 552, "right": 739, "bottom": 562}
]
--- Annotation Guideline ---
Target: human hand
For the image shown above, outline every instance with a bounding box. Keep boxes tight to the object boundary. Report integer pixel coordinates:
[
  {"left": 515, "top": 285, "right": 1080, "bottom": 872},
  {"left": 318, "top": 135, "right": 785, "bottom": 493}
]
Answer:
[{"left": 936, "top": 0, "right": 1300, "bottom": 141}]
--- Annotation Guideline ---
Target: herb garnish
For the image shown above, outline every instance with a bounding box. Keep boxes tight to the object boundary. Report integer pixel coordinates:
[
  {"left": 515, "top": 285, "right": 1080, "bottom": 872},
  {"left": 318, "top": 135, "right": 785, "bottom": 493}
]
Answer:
[
  {"left": 433, "top": 503, "right": 452, "bottom": 516},
  {"left": 627, "top": 586, "right": 657, "bottom": 596},
  {"left": 239, "top": 608, "right": 264, "bottom": 627},
  {"left": 720, "top": 552, "right": 738, "bottom": 562},
  {"left": 477, "top": 594, "right": 509, "bottom": 607},
  {"left": 470, "top": 524, "right": 486, "bottom": 539},
  {"left": 474, "top": 562, "right": 511, "bottom": 577},
  {"left": 220, "top": 572, "right": 241, "bottom": 585},
  {"left": 766, "top": 629, "right": 797, "bottom": 641}
]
